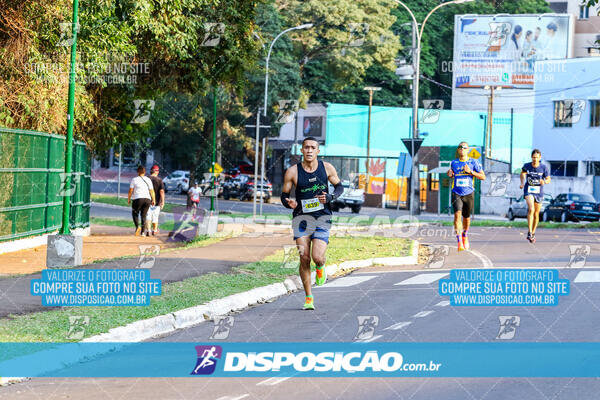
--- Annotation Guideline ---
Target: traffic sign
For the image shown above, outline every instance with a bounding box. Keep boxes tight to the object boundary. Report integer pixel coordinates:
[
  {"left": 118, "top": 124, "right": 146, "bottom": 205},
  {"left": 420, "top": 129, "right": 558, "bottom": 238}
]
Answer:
[
  {"left": 244, "top": 125, "right": 270, "bottom": 140},
  {"left": 401, "top": 138, "right": 424, "bottom": 157},
  {"left": 468, "top": 147, "right": 481, "bottom": 159},
  {"left": 397, "top": 153, "right": 412, "bottom": 177},
  {"left": 209, "top": 162, "right": 223, "bottom": 175}
]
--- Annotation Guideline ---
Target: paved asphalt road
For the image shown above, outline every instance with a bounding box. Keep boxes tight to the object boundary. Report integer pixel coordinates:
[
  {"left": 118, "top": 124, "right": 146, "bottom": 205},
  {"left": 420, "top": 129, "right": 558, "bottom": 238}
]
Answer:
[{"left": 5, "top": 227, "right": 600, "bottom": 399}]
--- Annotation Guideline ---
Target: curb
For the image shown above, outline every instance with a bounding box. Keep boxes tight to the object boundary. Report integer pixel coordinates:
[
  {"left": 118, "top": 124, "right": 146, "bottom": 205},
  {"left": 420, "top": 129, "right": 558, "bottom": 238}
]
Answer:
[
  {"left": 84, "top": 239, "right": 419, "bottom": 343},
  {"left": 0, "top": 240, "right": 419, "bottom": 385}
]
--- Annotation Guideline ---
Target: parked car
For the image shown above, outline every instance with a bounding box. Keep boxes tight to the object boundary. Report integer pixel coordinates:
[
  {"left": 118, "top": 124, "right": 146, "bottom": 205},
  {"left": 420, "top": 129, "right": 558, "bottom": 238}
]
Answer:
[
  {"left": 163, "top": 170, "right": 190, "bottom": 193},
  {"left": 507, "top": 194, "right": 553, "bottom": 221},
  {"left": 221, "top": 175, "right": 249, "bottom": 200},
  {"left": 225, "top": 164, "right": 254, "bottom": 179},
  {"left": 542, "top": 193, "right": 600, "bottom": 222},
  {"left": 240, "top": 176, "right": 272, "bottom": 201},
  {"left": 328, "top": 181, "right": 365, "bottom": 213}
]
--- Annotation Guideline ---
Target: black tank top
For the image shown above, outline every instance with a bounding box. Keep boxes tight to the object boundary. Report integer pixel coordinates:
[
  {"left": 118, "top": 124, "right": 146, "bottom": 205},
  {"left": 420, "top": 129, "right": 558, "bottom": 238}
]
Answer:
[{"left": 293, "top": 160, "right": 332, "bottom": 218}]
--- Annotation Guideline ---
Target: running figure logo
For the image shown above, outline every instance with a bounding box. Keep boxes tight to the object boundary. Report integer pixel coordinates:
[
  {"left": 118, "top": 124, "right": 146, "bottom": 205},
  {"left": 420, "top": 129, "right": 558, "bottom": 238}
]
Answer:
[
  {"left": 354, "top": 316, "right": 379, "bottom": 340},
  {"left": 421, "top": 100, "right": 444, "bottom": 124},
  {"left": 282, "top": 245, "right": 304, "bottom": 269},
  {"left": 201, "top": 23, "right": 225, "bottom": 47},
  {"left": 568, "top": 245, "right": 590, "bottom": 268},
  {"left": 137, "top": 245, "right": 160, "bottom": 269},
  {"left": 486, "top": 173, "right": 511, "bottom": 197},
  {"left": 66, "top": 315, "right": 90, "bottom": 340},
  {"left": 210, "top": 316, "right": 234, "bottom": 340},
  {"left": 496, "top": 315, "right": 520, "bottom": 340},
  {"left": 191, "top": 345, "right": 223, "bottom": 375},
  {"left": 426, "top": 245, "right": 449, "bottom": 269}
]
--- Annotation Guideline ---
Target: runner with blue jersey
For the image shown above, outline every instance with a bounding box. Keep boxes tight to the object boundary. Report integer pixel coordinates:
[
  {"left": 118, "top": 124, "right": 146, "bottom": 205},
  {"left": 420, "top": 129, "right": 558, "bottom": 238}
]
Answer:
[
  {"left": 447, "top": 142, "right": 486, "bottom": 252},
  {"left": 520, "top": 149, "right": 551, "bottom": 243}
]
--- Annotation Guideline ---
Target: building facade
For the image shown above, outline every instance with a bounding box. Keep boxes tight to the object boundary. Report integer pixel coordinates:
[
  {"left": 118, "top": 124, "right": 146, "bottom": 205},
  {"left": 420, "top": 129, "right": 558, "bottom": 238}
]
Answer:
[
  {"left": 270, "top": 103, "right": 533, "bottom": 214},
  {"left": 533, "top": 57, "right": 600, "bottom": 180}
]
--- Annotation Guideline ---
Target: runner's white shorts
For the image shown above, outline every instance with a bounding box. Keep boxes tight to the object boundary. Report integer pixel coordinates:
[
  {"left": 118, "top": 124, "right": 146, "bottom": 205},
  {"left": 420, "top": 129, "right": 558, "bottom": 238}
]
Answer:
[{"left": 146, "top": 205, "right": 161, "bottom": 223}]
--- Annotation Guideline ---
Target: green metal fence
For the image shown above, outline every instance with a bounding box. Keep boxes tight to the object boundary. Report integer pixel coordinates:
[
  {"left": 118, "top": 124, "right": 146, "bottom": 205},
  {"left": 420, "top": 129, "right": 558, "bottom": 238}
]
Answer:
[{"left": 0, "top": 127, "right": 91, "bottom": 242}]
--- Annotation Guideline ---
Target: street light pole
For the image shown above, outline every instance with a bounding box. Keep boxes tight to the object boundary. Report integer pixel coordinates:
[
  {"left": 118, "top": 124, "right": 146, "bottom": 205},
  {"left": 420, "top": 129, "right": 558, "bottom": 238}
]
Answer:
[
  {"left": 363, "top": 86, "right": 381, "bottom": 192},
  {"left": 393, "top": 0, "right": 474, "bottom": 216},
  {"left": 60, "top": 0, "right": 80, "bottom": 235},
  {"left": 253, "top": 23, "right": 313, "bottom": 220}
]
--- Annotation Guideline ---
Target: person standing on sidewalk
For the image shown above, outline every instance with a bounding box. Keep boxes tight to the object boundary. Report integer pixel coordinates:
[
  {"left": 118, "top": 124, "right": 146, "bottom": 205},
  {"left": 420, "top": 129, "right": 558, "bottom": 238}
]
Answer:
[
  {"left": 280, "top": 137, "right": 344, "bottom": 310},
  {"left": 128, "top": 166, "right": 155, "bottom": 236},
  {"left": 146, "top": 165, "right": 165, "bottom": 235},
  {"left": 447, "top": 142, "right": 486, "bottom": 252}
]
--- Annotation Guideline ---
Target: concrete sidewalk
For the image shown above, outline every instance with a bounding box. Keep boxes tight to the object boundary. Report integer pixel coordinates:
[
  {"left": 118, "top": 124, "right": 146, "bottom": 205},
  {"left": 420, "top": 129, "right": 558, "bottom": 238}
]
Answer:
[{"left": 0, "top": 224, "right": 292, "bottom": 318}]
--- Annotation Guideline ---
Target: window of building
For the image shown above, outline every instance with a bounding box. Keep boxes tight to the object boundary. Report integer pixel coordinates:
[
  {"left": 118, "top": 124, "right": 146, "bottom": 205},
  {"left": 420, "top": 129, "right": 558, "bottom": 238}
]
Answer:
[
  {"left": 591, "top": 100, "right": 600, "bottom": 127},
  {"left": 586, "top": 161, "right": 600, "bottom": 176},
  {"left": 580, "top": 4, "right": 590, "bottom": 19},
  {"left": 429, "top": 173, "right": 440, "bottom": 191},
  {"left": 554, "top": 100, "right": 573, "bottom": 128},
  {"left": 549, "top": 161, "right": 578, "bottom": 177}
]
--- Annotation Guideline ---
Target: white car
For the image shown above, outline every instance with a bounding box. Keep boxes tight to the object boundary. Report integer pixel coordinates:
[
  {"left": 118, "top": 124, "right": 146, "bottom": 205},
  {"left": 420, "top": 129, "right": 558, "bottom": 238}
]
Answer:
[{"left": 163, "top": 170, "right": 190, "bottom": 193}]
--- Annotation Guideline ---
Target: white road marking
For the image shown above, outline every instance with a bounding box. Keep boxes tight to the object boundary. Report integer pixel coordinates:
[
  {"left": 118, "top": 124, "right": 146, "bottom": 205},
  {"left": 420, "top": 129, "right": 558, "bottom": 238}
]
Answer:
[
  {"left": 435, "top": 300, "right": 450, "bottom": 307},
  {"left": 356, "top": 334, "right": 383, "bottom": 343},
  {"left": 467, "top": 249, "right": 494, "bottom": 268},
  {"left": 383, "top": 321, "right": 412, "bottom": 331},
  {"left": 574, "top": 271, "right": 600, "bottom": 283},
  {"left": 316, "top": 275, "right": 377, "bottom": 288},
  {"left": 395, "top": 273, "right": 449, "bottom": 286},
  {"left": 256, "top": 377, "right": 290, "bottom": 386},
  {"left": 413, "top": 310, "right": 434, "bottom": 318},
  {"left": 216, "top": 395, "right": 249, "bottom": 400}
]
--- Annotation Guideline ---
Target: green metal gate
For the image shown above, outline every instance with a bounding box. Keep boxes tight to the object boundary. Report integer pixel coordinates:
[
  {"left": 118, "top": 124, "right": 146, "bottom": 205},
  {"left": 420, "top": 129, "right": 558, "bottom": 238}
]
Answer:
[{"left": 0, "top": 127, "right": 91, "bottom": 242}]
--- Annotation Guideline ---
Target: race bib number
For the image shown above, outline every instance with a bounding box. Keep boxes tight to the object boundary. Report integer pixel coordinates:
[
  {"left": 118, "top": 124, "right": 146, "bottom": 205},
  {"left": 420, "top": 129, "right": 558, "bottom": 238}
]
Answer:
[
  {"left": 456, "top": 178, "right": 470, "bottom": 187},
  {"left": 301, "top": 198, "right": 324, "bottom": 213},
  {"left": 527, "top": 185, "right": 540, "bottom": 194}
]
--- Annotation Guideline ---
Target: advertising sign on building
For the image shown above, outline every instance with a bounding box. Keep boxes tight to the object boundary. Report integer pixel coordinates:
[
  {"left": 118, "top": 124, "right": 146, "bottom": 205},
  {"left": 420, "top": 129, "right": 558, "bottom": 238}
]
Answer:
[{"left": 452, "top": 14, "right": 573, "bottom": 89}]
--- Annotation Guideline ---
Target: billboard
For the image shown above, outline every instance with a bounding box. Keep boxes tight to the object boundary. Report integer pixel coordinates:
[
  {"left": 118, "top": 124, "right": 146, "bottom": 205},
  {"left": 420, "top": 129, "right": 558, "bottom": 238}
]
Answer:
[{"left": 453, "top": 14, "right": 573, "bottom": 89}]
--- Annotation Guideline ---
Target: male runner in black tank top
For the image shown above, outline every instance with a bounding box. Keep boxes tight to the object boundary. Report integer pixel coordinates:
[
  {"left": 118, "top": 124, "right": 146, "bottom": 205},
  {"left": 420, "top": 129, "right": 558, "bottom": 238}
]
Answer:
[{"left": 280, "top": 137, "right": 344, "bottom": 310}]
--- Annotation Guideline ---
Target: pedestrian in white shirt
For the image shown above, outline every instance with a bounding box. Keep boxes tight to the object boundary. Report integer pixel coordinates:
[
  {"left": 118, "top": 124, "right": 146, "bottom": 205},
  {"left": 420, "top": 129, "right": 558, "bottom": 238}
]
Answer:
[{"left": 127, "top": 166, "right": 155, "bottom": 236}]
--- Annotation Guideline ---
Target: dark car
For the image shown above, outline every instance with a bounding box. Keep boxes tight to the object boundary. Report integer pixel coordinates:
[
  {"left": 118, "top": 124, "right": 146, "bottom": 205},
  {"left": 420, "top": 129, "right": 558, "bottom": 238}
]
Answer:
[
  {"left": 542, "top": 193, "right": 600, "bottom": 222},
  {"left": 221, "top": 175, "right": 248, "bottom": 200}
]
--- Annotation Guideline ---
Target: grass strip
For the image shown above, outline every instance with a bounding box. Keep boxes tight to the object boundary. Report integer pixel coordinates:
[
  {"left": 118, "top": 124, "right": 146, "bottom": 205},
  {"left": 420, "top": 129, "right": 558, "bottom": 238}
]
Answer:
[{"left": 0, "top": 236, "right": 411, "bottom": 342}]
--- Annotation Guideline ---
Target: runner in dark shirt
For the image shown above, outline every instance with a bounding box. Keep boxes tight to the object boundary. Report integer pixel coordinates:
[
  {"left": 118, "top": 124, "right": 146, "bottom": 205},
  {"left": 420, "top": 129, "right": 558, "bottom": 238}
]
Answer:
[
  {"left": 280, "top": 137, "right": 344, "bottom": 310},
  {"left": 520, "top": 149, "right": 551, "bottom": 243}
]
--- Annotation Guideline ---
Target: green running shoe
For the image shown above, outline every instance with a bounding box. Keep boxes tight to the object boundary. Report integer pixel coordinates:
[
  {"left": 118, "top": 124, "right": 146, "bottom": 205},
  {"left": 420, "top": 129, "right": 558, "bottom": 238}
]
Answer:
[
  {"left": 303, "top": 295, "right": 315, "bottom": 310},
  {"left": 315, "top": 266, "right": 327, "bottom": 286}
]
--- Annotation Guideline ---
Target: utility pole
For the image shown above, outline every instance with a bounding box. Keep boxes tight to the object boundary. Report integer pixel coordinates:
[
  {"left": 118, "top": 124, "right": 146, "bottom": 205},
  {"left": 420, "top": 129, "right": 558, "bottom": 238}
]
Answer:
[
  {"left": 117, "top": 144, "right": 122, "bottom": 199},
  {"left": 484, "top": 85, "right": 501, "bottom": 159},
  {"left": 260, "top": 136, "right": 266, "bottom": 215},
  {"left": 252, "top": 108, "right": 261, "bottom": 220},
  {"left": 363, "top": 86, "right": 381, "bottom": 191},
  {"left": 60, "top": 0, "right": 79, "bottom": 235}
]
